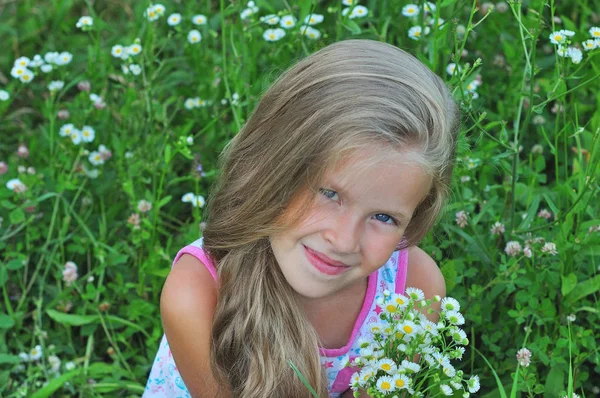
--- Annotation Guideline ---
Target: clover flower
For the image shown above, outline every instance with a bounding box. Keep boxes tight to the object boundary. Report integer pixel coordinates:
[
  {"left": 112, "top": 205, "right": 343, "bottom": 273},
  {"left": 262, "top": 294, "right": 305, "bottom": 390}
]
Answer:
[
  {"left": 128, "top": 213, "right": 141, "bottom": 229},
  {"left": 0, "top": 162, "right": 7, "bottom": 175},
  {"left": 523, "top": 246, "right": 532, "bottom": 258},
  {"left": 0, "top": 90, "right": 9, "bottom": 101},
  {"left": 76, "top": 16, "right": 93, "bottom": 30},
  {"left": 402, "top": 4, "right": 419, "bottom": 17},
  {"left": 188, "top": 29, "right": 202, "bottom": 44},
  {"left": 505, "top": 241, "right": 522, "bottom": 257},
  {"left": 490, "top": 221, "right": 505, "bottom": 235},
  {"left": 192, "top": 14, "right": 207, "bottom": 25},
  {"left": 566, "top": 313, "right": 576, "bottom": 322},
  {"left": 6, "top": 178, "right": 27, "bottom": 193},
  {"left": 541, "top": 242, "right": 558, "bottom": 255},
  {"left": 263, "top": 28, "right": 286, "bottom": 42},
  {"left": 167, "top": 13, "right": 182, "bottom": 26},
  {"left": 137, "top": 200, "right": 152, "bottom": 213},
  {"left": 301, "top": 26, "right": 321, "bottom": 39},
  {"left": 516, "top": 347, "right": 531, "bottom": 367},
  {"left": 48, "top": 355, "right": 61, "bottom": 373},
  {"left": 279, "top": 15, "right": 296, "bottom": 29},
  {"left": 63, "top": 261, "right": 78, "bottom": 285},
  {"left": 537, "top": 208, "right": 552, "bottom": 219},
  {"left": 455, "top": 210, "right": 469, "bottom": 228}
]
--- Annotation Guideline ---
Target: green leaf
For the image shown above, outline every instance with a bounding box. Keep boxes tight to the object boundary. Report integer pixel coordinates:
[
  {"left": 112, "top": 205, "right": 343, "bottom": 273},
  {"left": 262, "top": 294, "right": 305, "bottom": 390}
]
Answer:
[
  {"left": 29, "top": 369, "right": 79, "bottom": 398},
  {"left": 441, "top": 260, "right": 458, "bottom": 291},
  {"left": 542, "top": 193, "right": 560, "bottom": 217},
  {"left": 341, "top": 20, "right": 361, "bottom": 35},
  {"left": 0, "top": 354, "right": 20, "bottom": 364},
  {"left": 0, "top": 313, "right": 15, "bottom": 329},
  {"left": 6, "top": 258, "right": 25, "bottom": 270},
  {"left": 46, "top": 309, "right": 98, "bottom": 326},
  {"left": 544, "top": 365, "right": 565, "bottom": 398},
  {"left": 157, "top": 195, "right": 172, "bottom": 209},
  {"left": 9, "top": 208, "right": 25, "bottom": 224},
  {"left": 567, "top": 275, "right": 600, "bottom": 303},
  {"left": 561, "top": 273, "right": 578, "bottom": 296}
]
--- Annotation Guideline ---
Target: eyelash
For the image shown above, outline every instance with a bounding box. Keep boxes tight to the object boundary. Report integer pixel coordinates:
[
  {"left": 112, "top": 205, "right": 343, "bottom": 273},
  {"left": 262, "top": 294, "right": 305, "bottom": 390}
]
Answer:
[{"left": 318, "top": 188, "right": 399, "bottom": 226}]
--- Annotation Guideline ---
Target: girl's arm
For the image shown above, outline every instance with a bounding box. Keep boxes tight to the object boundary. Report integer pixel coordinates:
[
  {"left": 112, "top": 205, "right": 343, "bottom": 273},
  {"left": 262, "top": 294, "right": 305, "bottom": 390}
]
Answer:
[{"left": 160, "top": 254, "right": 228, "bottom": 398}]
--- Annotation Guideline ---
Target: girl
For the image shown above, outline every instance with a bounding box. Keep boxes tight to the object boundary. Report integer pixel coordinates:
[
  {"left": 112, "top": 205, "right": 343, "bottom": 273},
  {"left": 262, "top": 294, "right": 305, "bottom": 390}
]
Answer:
[{"left": 144, "top": 39, "right": 460, "bottom": 398}]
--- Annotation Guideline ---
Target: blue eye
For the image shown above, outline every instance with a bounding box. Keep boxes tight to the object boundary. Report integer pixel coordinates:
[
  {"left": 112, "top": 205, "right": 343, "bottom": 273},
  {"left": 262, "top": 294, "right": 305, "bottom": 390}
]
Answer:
[
  {"left": 319, "top": 188, "right": 339, "bottom": 201},
  {"left": 374, "top": 213, "right": 398, "bottom": 225}
]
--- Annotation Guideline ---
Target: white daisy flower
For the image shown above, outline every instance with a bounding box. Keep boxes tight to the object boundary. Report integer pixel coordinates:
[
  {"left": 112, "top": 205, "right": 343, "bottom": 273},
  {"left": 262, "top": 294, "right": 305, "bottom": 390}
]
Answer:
[
  {"left": 18, "top": 352, "right": 30, "bottom": 362},
  {"left": 29, "top": 345, "right": 43, "bottom": 361},
  {"left": 129, "top": 64, "right": 142, "bottom": 75},
  {"left": 450, "top": 327, "right": 468, "bottom": 344},
  {"left": 111, "top": 45, "right": 125, "bottom": 58},
  {"left": 467, "top": 375, "right": 481, "bottom": 393},
  {"left": 184, "top": 98, "right": 196, "bottom": 110},
  {"left": 0, "top": 90, "right": 9, "bottom": 101},
  {"left": 432, "top": 352, "right": 451, "bottom": 369},
  {"left": 405, "top": 287, "right": 425, "bottom": 301},
  {"left": 240, "top": 6, "right": 259, "bottom": 20},
  {"left": 344, "top": 5, "right": 368, "bottom": 19},
  {"left": 402, "top": 4, "right": 419, "bottom": 17},
  {"left": 408, "top": 25, "right": 423, "bottom": 40},
  {"left": 583, "top": 39, "right": 598, "bottom": 51},
  {"left": 398, "top": 320, "right": 419, "bottom": 337},
  {"left": 301, "top": 26, "right": 321, "bottom": 39},
  {"left": 357, "top": 337, "right": 371, "bottom": 349},
  {"left": 182, "top": 193, "right": 195, "bottom": 203},
  {"left": 400, "top": 359, "right": 420, "bottom": 373},
  {"left": 304, "top": 13, "right": 324, "bottom": 25},
  {"left": 443, "top": 364, "right": 456, "bottom": 377},
  {"left": 122, "top": 64, "right": 130, "bottom": 74},
  {"left": 261, "top": 14, "right": 280, "bottom": 25},
  {"left": 392, "top": 374, "right": 410, "bottom": 390},
  {"left": 369, "top": 322, "right": 385, "bottom": 335},
  {"left": 70, "top": 129, "right": 83, "bottom": 145},
  {"left": 376, "top": 358, "right": 397, "bottom": 374},
  {"left": 60, "top": 124, "right": 75, "bottom": 137},
  {"left": 81, "top": 126, "right": 95, "bottom": 143},
  {"left": 445, "top": 310, "right": 465, "bottom": 325},
  {"left": 342, "top": 0, "right": 357, "bottom": 5},
  {"left": 424, "top": 2, "right": 436, "bottom": 12},
  {"left": 440, "top": 384, "right": 454, "bottom": 396},
  {"left": 358, "top": 367, "right": 375, "bottom": 386},
  {"left": 441, "top": 297, "right": 461, "bottom": 311},
  {"left": 65, "top": 361, "right": 76, "bottom": 371},
  {"left": 167, "top": 13, "right": 182, "bottom": 26},
  {"left": 192, "top": 14, "right": 208, "bottom": 25},
  {"left": 30, "top": 54, "right": 44, "bottom": 67},
  {"left": 556, "top": 45, "right": 568, "bottom": 57},
  {"left": 188, "top": 29, "right": 202, "bottom": 44},
  {"left": 55, "top": 51, "right": 73, "bottom": 66},
  {"left": 48, "top": 355, "right": 61, "bottom": 373},
  {"left": 279, "top": 15, "right": 297, "bottom": 29},
  {"left": 19, "top": 69, "right": 35, "bottom": 83},
  {"left": 376, "top": 376, "right": 395, "bottom": 393},
  {"left": 567, "top": 47, "right": 583, "bottom": 64},
  {"left": 76, "top": 16, "right": 93, "bottom": 29},
  {"left": 560, "top": 29, "right": 575, "bottom": 37},
  {"left": 89, "top": 151, "right": 104, "bottom": 166},
  {"left": 128, "top": 43, "right": 142, "bottom": 56},
  {"left": 48, "top": 81, "right": 64, "bottom": 92},
  {"left": 192, "top": 195, "right": 206, "bottom": 207},
  {"left": 421, "top": 319, "right": 439, "bottom": 336},
  {"left": 390, "top": 293, "right": 409, "bottom": 309},
  {"left": 549, "top": 30, "right": 567, "bottom": 44},
  {"left": 41, "top": 64, "right": 53, "bottom": 73},
  {"left": 263, "top": 28, "right": 286, "bottom": 42},
  {"left": 10, "top": 65, "right": 26, "bottom": 79},
  {"left": 44, "top": 52, "right": 59, "bottom": 64},
  {"left": 146, "top": 6, "right": 160, "bottom": 21},
  {"left": 14, "top": 56, "right": 30, "bottom": 68},
  {"left": 589, "top": 26, "right": 600, "bottom": 38}
]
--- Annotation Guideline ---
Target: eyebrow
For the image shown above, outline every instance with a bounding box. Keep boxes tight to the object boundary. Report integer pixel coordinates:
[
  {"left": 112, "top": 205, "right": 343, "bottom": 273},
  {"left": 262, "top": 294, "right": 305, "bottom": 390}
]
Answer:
[{"left": 326, "top": 183, "right": 412, "bottom": 223}]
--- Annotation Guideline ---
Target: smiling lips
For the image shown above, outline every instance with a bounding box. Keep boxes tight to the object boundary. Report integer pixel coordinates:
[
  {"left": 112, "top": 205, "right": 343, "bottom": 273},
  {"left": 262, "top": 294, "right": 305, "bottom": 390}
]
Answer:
[{"left": 303, "top": 245, "right": 352, "bottom": 276}]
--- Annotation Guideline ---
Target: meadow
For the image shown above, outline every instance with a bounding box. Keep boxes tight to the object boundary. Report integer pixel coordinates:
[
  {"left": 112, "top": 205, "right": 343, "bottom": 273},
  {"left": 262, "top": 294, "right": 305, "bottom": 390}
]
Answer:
[{"left": 0, "top": 0, "right": 599, "bottom": 397}]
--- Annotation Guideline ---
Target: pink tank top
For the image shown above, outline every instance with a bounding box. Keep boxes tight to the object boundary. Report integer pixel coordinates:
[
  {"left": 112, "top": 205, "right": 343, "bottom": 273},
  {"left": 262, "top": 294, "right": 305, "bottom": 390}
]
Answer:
[{"left": 144, "top": 238, "right": 408, "bottom": 398}]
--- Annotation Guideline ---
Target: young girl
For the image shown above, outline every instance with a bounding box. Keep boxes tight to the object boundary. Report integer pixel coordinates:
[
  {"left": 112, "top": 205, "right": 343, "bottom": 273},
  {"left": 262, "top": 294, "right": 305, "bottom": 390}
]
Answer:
[{"left": 144, "top": 39, "right": 460, "bottom": 398}]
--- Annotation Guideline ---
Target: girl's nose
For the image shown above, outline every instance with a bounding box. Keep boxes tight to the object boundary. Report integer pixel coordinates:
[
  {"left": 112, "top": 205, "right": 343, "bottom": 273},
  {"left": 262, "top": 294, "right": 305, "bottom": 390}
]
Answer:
[{"left": 322, "top": 210, "right": 361, "bottom": 254}]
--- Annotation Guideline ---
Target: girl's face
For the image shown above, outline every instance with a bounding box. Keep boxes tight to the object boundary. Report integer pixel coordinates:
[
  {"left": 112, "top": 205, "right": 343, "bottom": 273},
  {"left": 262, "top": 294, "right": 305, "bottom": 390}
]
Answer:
[{"left": 269, "top": 147, "right": 432, "bottom": 302}]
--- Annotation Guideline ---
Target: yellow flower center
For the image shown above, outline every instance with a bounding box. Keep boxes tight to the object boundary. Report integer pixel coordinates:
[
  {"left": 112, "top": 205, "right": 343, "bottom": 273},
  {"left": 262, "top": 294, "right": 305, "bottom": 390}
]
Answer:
[
  {"left": 381, "top": 381, "right": 391, "bottom": 390},
  {"left": 381, "top": 363, "right": 391, "bottom": 371},
  {"left": 84, "top": 131, "right": 90, "bottom": 137},
  {"left": 149, "top": 11, "right": 156, "bottom": 17},
  {"left": 386, "top": 304, "right": 397, "bottom": 312},
  {"left": 395, "top": 298, "right": 405, "bottom": 305},
  {"left": 23, "top": 75, "right": 30, "bottom": 81},
  {"left": 17, "top": 69, "right": 23, "bottom": 75},
  {"left": 286, "top": 21, "right": 292, "bottom": 25},
  {"left": 309, "top": 33, "right": 316, "bottom": 38},
  {"left": 554, "top": 34, "right": 563, "bottom": 41},
  {"left": 116, "top": 49, "right": 121, "bottom": 54},
  {"left": 403, "top": 325, "right": 413, "bottom": 334},
  {"left": 396, "top": 379, "right": 405, "bottom": 388},
  {"left": 269, "top": 34, "right": 275, "bottom": 39},
  {"left": 414, "top": 31, "right": 421, "bottom": 37}
]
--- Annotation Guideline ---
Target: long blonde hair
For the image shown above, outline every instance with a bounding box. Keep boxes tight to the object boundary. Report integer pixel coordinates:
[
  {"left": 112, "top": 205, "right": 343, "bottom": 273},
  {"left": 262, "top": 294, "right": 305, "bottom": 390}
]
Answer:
[{"left": 202, "top": 39, "right": 460, "bottom": 397}]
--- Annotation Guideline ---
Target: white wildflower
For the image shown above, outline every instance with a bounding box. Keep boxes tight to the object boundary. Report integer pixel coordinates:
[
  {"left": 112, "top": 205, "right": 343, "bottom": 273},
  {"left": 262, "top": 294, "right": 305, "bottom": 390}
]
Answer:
[
  {"left": 280, "top": 15, "right": 297, "bottom": 29},
  {"left": 192, "top": 14, "right": 207, "bottom": 25},
  {"left": 76, "top": 16, "right": 93, "bottom": 29},
  {"left": 188, "top": 29, "right": 202, "bottom": 44},
  {"left": 263, "top": 28, "right": 286, "bottom": 42},
  {"left": 48, "top": 81, "right": 64, "bottom": 92}
]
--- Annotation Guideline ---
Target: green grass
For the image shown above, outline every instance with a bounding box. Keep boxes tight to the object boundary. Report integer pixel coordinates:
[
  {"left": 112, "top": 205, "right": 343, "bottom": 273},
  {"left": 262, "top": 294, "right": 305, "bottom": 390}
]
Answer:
[{"left": 0, "top": 0, "right": 599, "bottom": 396}]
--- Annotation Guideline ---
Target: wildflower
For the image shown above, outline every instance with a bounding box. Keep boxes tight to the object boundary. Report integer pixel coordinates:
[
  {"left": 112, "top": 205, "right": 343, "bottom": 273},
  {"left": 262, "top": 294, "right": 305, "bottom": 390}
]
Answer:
[
  {"left": 531, "top": 144, "right": 543, "bottom": 154},
  {"left": 128, "top": 213, "right": 141, "bottom": 229},
  {"left": 392, "top": 374, "right": 410, "bottom": 390},
  {"left": 65, "top": 361, "right": 76, "bottom": 371},
  {"left": 193, "top": 195, "right": 206, "bottom": 208},
  {"left": 405, "top": 287, "right": 424, "bottom": 301},
  {"left": 17, "top": 145, "right": 29, "bottom": 158},
  {"left": 583, "top": 39, "right": 598, "bottom": 51},
  {"left": 128, "top": 43, "right": 143, "bottom": 56},
  {"left": 541, "top": 242, "right": 558, "bottom": 255},
  {"left": 342, "top": 5, "right": 368, "bottom": 19},
  {"left": 402, "top": 4, "right": 419, "bottom": 17},
  {"left": 18, "top": 165, "right": 26, "bottom": 173},
  {"left": 537, "top": 208, "right": 551, "bottom": 219},
  {"left": 19, "top": 69, "right": 35, "bottom": 83},
  {"left": 398, "top": 320, "right": 418, "bottom": 337},
  {"left": 460, "top": 176, "right": 471, "bottom": 183},
  {"left": 166, "top": 13, "right": 182, "bottom": 26},
  {"left": 0, "top": 90, "right": 9, "bottom": 101},
  {"left": 301, "top": 26, "right": 321, "bottom": 39},
  {"left": 261, "top": 14, "right": 280, "bottom": 25},
  {"left": 111, "top": 45, "right": 125, "bottom": 58},
  {"left": 78, "top": 80, "right": 91, "bottom": 91},
  {"left": 467, "top": 375, "right": 481, "bottom": 393},
  {"left": 490, "top": 221, "right": 505, "bottom": 235},
  {"left": 376, "top": 358, "right": 397, "bottom": 374},
  {"left": 60, "top": 124, "right": 75, "bottom": 137},
  {"left": 129, "top": 64, "right": 142, "bottom": 75},
  {"left": 11, "top": 65, "right": 26, "bottom": 79},
  {"left": 369, "top": 323, "right": 385, "bottom": 335},
  {"left": 29, "top": 345, "right": 43, "bottom": 361},
  {"left": 138, "top": 200, "right": 152, "bottom": 213},
  {"left": 304, "top": 13, "right": 324, "bottom": 25},
  {"left": 145, "top": 5, "right": 161, "bottom": 21},
  {"left": 523, "top": 246, "right": 532, "bottom": 258},
  {"left": 516, "top": 347, "right": 531, "bottom": 367},
  {"left": 26, "top": 167, "right": 35, "bottom": 175},
  {"left": 445, "top": 310, "right": 465, "bottom": 325},
  {"left": 90, "top": 93, "right": 106, "bottom": 109},
  {"left": 188, "top": 29, "right": 202, "bottom": 44},
  {"left": 89, "top": 151, "right": 105, "bottom": 166},
  {"left": 358, "top": 367, "right": 376, "bottom": 387},
  {"left": 280, "top": 15, "right": 297, "bottom": 29},
  {"left": 440, "top": 384, "right": 453, "bottom": 395},
  {"left": 390, "top": 293, "right": 409, "bottom": 309},
  {"left": 14, "top": 56, "right": 30, "bottom": 68},
  {"left": 48, "top": 81, "right": 64, "bottom": 92},
  {"left": 7, "top": 178, "right": 27, "bottom": 192},
  {"left": 408, "top": 26, "right": 423, "bottom": 40},
  {"left": 48, "top": 355, "right": 61, "bottom": 373},
  {"left": 443, "top": 364, "right": 457, "bottom": 377},
  {"left": 566, "top": 313, "right": 576, "bottom": 322},
  {"left": 454, "top": 210, "right": 469, "bottom": 228},
  {"left": 70, "top": 129, "right": 83, "bottom": 145},
  {"left": 192, "top": 14, "right": 207, "bottom": 25},
  {"left": 76, "top": 16, "right": 93, "bottom": 29},
  {"left": 240, "top": 2, "right": 259, "bottom": 19},
  {"left": 55, "top": 51, "right": 73, "bottom": 66},
  {"left": 505, "top": 241, "right": 522, "bottom": 257},
  {"left": 263, "top": 28, "right": 286, "bottom": 42},
  {"left": 589, "top": 26, "right": 600, "bottom": 38},
  {"left": 549, "top": 30, "right": 569, "bottom": 44},
  {"left": 58, "top": 109, "right": 70, "bottom": 120},
  {"left": 63, "top": 261, "right": 78, "bottom": 285},
  {"left": 18, "top": 352, "right": 29, "bottom": 362},
  {"left": 342, "top": 0, "right": 357, "bottom": 5},
  {"left": 441, "top": 297, "right": 460, "bottom": 312},
  {"left": 0, "top": 162, "right": 7, "bottom": 175},
  {"left": 446, "top": 63, "right": 459, "bottom": 75},
  {"left": 40, "top": 63, "right": 52, "bottom": 72},
  {"left": 567, "top": 47, "right": 583, "bottom": 64},
  {"left": 81, "top": 126, "right": 95, "bottom": 143},
  {"left": 376, "top": 376, "right": 395, "bottom": 393},
  {"left": 556, "top": 45, "right": 568, "bottom": 57}
]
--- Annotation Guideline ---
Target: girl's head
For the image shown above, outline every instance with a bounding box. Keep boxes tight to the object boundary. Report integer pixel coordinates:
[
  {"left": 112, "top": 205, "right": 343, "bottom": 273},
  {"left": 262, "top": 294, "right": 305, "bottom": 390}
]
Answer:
[{"left": 203, "top": 39, "right": 460, "bottom": 397}]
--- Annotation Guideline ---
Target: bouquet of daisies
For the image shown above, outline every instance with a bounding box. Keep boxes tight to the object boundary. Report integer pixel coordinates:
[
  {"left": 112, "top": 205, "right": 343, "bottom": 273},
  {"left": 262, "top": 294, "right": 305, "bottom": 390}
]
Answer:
[{"left": 345, "top": 287, "right": 480, "bottom": 397}]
